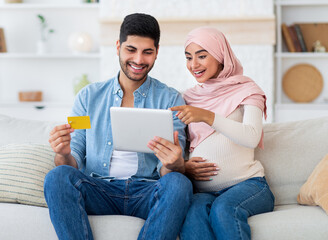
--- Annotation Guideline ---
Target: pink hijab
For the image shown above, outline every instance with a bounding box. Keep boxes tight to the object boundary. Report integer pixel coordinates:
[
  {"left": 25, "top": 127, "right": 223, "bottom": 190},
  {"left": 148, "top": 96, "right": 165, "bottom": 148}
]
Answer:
[{"left": 184, "top": 27, "right": 267, "bottom": 152}]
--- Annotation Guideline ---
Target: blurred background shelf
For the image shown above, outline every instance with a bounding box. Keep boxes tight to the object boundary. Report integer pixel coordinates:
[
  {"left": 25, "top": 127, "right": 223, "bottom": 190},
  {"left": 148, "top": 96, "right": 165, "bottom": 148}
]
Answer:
[
  {"left": 275, "top": 52, "right": 328, "bottom": 58},
  {"left": 0, "top": 53, "right": 101, "bottom": 59},
  {"left": 0, "top": 0, "right": 101, "bottom": 121},
  {"left": 275, "top": 0, "right": 328, "bottom": 122}
]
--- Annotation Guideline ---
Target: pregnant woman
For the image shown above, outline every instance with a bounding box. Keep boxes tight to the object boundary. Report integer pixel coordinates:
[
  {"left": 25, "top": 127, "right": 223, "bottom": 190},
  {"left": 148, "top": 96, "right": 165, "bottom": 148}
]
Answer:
[{"left": 172, "top": 27, "right": 275, "bottom": 240}]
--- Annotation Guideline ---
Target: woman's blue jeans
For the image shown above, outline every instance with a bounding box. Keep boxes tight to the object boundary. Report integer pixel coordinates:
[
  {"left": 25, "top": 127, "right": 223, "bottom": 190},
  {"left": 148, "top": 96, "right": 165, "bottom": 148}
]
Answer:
[
  {"left": 180, "top": 177, "right": 275, "bottom": 240},
  {"left": 44, "top": 165, "right": 193, "bottom": 240}
]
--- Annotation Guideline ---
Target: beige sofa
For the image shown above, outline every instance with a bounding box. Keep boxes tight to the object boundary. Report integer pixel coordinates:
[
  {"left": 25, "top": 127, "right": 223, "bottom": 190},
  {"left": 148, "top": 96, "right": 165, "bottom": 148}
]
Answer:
[{"left": 0, "top": 113, "right": 328, "bottom": 240}]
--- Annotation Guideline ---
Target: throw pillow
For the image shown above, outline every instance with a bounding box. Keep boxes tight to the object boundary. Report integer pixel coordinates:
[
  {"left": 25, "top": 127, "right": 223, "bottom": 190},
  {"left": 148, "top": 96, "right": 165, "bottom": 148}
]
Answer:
[
  {"left": 297, "top": 154, "right": 328, "bottom": 214},
  {"left": 0, "top": 144, "right": 55, "bottom": 207}
]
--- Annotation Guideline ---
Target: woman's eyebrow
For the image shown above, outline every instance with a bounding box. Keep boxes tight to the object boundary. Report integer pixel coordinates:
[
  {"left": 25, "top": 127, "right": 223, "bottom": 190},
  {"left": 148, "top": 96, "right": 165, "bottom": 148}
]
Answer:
[
  {"left": 195, "top": 49, "right": 208, "bottom": 54},
  {"left": 185, "top": 49, "right": 208, "bottom": 55}
]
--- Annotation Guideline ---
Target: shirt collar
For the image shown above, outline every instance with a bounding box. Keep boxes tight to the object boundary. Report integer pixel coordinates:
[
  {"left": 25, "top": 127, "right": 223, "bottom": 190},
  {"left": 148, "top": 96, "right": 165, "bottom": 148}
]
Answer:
[
  {"left": 113, "top": 73, "right": 122, "bottom": 97},
  {"left": 113, "top": 72, "right": 151, "bottom": 98}
]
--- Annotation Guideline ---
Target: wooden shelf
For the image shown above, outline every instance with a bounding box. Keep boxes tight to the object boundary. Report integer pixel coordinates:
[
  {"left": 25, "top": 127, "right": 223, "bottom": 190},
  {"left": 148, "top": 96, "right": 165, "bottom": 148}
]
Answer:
[
  {"left": 99, "top": 15, "right": 275, "bottom": 24},
  {"left": 100, "top": 15, "right": 275, "bottom": 45},
  {"left": 275, "top": 52, "right": 328, "bottom": 58}
]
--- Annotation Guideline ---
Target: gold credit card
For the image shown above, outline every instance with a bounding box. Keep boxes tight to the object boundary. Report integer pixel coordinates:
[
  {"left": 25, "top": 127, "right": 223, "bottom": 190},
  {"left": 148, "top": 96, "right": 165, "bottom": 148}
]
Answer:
[{"left": 67, "top": 116, "right": 91, "bottom": 129}]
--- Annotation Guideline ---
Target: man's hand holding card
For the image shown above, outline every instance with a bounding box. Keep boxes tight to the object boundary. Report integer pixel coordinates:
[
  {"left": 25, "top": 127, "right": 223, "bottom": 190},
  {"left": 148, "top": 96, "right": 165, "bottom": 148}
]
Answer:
[{"left": 49, "top": 116, "right": 91, "bottom": 159}]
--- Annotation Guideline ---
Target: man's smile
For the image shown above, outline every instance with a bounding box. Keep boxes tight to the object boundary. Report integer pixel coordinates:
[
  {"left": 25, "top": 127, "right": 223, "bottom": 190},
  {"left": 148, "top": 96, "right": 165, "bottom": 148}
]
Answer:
[{"left": 128, "top": 62, "right": 147, "bottom": 73}]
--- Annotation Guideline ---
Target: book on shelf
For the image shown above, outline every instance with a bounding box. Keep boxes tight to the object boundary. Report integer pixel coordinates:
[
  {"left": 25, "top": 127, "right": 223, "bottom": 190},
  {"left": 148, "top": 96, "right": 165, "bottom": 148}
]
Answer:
[
  {"left": 294, "top": 24, "right": 308, "bottom": 52},
  {"left": 288, "top": 25, "right": 302, "bottom": 52},
  {"left": 281, "top": 23, "right": 296, "bottom": 52},
  {"left": 282, "top": 23, "right": 310, "bottom": 53}
]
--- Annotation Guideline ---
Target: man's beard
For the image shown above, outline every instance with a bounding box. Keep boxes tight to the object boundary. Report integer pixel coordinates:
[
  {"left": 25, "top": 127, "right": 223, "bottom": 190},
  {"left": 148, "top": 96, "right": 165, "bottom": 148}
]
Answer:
[{"left": 119, "top": 56, "right": 154, "bottom": 82}]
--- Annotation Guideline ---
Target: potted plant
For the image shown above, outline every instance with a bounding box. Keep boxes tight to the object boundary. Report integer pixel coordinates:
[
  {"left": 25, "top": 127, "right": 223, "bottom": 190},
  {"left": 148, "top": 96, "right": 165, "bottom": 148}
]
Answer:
[
  {"left": 73, "top": 74, "right": 91, "bottom": 95},
  {"left": 37, "top": 14, "right": 54, "bottom": 54}
]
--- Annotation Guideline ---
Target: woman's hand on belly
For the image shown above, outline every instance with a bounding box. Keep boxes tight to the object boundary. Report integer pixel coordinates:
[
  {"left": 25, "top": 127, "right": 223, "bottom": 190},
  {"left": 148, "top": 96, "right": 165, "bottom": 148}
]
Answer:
[{"left": 185, "top": 157, "right": 219, "bottom": 181}]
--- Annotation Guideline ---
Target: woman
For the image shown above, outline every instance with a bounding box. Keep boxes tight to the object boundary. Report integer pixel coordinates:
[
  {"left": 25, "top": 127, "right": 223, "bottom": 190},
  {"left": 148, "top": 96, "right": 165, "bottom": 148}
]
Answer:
[{"left": 171, "top": 27, "right": 275, "bottom": 240}]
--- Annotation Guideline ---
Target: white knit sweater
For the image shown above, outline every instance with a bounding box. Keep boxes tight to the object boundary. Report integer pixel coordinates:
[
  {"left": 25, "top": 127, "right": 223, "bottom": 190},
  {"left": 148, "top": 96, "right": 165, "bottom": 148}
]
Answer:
[{"left": 189, "top": 105, "right": 265, "bottom": 192}]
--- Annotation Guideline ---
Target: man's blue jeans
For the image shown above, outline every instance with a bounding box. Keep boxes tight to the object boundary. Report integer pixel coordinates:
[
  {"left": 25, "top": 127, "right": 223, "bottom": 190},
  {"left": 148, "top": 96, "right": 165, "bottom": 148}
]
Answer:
[
  {"left": 180, "top": 177, "right": 275, "bottom": 240},
  {"left": 44, "top": 165, "right": 193, "bottom": 240}
]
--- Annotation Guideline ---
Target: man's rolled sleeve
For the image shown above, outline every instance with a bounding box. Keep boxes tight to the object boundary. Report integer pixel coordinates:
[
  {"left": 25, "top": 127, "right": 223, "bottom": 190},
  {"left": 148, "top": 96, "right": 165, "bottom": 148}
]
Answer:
[
  {"left": 71, "top": 151, "right": 83, "bottom": 170},
  {"left": 69, "top": 87, "right": 88, "bottom": 171}
]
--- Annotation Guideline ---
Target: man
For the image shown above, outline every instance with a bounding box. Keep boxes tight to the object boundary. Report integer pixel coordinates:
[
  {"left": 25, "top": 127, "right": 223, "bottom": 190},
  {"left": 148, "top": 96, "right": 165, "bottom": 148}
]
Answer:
[{"left": 45, "top": 13, "right": 192, "bottom": 240}]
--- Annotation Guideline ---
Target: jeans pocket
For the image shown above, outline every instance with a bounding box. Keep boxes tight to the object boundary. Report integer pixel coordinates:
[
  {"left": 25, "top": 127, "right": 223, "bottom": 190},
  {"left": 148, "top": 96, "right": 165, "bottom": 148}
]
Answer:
[{"left": 247, "top": 177, "right": 267, "bottom": 190}]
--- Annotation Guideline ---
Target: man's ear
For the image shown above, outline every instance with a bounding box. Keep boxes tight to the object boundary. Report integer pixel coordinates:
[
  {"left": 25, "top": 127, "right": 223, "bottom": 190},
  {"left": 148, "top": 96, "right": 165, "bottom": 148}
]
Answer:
[
  {"left": 116, "top": 40, "right": 120, "bottom": 56},
  {"left": 155, "top": 44, "right": 160, "bottom": 60}
]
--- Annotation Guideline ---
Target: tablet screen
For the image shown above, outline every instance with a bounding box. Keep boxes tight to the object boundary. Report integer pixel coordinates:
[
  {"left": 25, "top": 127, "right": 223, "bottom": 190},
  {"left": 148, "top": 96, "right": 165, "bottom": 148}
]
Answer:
[{"left": 110, "top": 107, "right": 174, "bottom": 153}]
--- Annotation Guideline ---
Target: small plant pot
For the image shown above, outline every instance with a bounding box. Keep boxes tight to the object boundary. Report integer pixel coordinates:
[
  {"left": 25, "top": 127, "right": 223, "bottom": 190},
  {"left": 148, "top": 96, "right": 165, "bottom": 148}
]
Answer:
[
  {"left": 36, "top": 40, "right": 48, "bottom": 54},
  {"left": 19, "top": 91, "right": 43, "bottom": 102}
]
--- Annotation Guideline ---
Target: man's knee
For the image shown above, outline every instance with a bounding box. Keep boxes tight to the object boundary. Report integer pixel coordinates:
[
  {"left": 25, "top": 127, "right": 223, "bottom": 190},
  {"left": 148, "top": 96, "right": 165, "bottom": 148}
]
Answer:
[
  {"left": 44, "top": 165, "right": 78, "bottom": 193},
  {"left": 161, "top": 172, "right": 193, "bottom": 200}
]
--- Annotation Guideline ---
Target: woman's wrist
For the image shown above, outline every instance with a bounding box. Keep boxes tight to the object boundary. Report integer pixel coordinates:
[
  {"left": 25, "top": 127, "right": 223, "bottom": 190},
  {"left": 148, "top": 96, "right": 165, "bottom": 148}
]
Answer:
[{"left": 204, "top": 111, "right": 215, "bottom": 126}]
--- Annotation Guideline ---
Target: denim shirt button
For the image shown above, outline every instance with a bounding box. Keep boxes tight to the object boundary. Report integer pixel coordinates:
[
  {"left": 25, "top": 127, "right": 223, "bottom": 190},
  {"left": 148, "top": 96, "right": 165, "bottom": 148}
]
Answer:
[
  {"left": 115, "top": 97, "right": 119, "bottom": 101},
  {"left": 103, "top": 163, "right": 107, "bottom": 167},
  {"left": 107, "top": 141, "right": 112, "bottom": 145}
]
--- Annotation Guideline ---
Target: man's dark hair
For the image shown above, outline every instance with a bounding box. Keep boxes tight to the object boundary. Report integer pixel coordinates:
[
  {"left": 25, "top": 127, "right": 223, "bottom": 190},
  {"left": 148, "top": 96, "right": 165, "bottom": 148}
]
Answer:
[{"left": 119, "top": 13, "right": 160, "bottom": 49}]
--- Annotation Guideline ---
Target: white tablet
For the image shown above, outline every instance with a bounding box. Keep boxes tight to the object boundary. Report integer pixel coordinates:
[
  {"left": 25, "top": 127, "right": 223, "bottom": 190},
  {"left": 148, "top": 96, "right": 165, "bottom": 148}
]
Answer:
[{"left": 110, "top": 107, "right": 174, "bottom": 153}]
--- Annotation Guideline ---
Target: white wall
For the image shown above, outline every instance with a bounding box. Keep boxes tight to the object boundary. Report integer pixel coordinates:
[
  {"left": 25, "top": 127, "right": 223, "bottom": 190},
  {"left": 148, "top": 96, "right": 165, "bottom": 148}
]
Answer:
[
  {"left": 100, "top": 0, "right": 275, "bottom": 122},
  {"left": 0, "top": 0, "right": 275, "bottom": 122},
  {"left": 100, "top": 0, "right": 273, "bottom": 18}
]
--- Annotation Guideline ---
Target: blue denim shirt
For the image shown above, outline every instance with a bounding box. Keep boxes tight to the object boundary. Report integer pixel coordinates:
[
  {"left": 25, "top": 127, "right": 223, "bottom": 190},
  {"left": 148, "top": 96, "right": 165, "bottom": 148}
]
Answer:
[{"left": 70, "top": 73, "right": 186, "bottom": 180}]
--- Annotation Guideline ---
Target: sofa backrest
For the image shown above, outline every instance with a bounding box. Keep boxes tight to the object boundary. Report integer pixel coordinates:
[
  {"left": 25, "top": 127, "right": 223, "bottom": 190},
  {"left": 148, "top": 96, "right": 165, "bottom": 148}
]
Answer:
[
  {"left": 0, "top": 114, "right": 60, "bottom": 146},
  {"left": 255, "top": 116, "right": 328, "bottom": 206},
  {"left": 1, "top": 113, "right": 328, "bottom": 206}
]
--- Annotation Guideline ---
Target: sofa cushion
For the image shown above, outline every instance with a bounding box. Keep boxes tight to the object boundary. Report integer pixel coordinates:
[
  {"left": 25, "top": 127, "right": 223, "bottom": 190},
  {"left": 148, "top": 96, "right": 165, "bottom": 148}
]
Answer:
[
  {"left": 249, "top": 204, "right": 328, "bottom": 240},
  {"left": 255, "top": 117, "right": 328, "bottom": 205},
  {"left": 0, "top": 144, "right": 55, "bottom": 207},
  {"left": 297, "top": 154, "right": 328, "bottom": 214},
  {"left": 0, "top": 203, "right": 145, "bottom": 240},
  {"left": 0, "top": 114, "right": 60, "bottom": 146}
]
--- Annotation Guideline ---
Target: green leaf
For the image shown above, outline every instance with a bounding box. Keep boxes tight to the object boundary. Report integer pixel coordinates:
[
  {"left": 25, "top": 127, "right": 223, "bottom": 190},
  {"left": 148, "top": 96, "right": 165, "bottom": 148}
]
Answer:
[{"left": 37, "top": 14, "right": 45, "bottom": 24}]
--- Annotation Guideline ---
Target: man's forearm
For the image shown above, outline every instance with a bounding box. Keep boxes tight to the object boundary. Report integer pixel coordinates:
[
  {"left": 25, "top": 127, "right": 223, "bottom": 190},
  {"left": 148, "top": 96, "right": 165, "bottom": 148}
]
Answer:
[{"left": 54, "top": 153, "right": 78, "bottom": 169}]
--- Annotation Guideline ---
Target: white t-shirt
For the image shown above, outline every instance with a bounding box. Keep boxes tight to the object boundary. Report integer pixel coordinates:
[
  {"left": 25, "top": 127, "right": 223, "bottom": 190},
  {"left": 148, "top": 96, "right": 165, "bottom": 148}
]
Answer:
[{"left": 109, "top": 150, "right": 138, "bottom": 179}]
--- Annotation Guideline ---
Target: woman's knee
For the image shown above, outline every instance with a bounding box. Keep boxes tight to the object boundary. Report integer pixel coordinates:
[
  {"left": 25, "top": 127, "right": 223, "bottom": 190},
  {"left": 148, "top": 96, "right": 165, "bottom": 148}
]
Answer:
[
  {"left": 188, "top": 193, "right": 213, "bottom": 217},
  {"left": 210, "top": 199, "right": 236, "bottom": 223}
]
